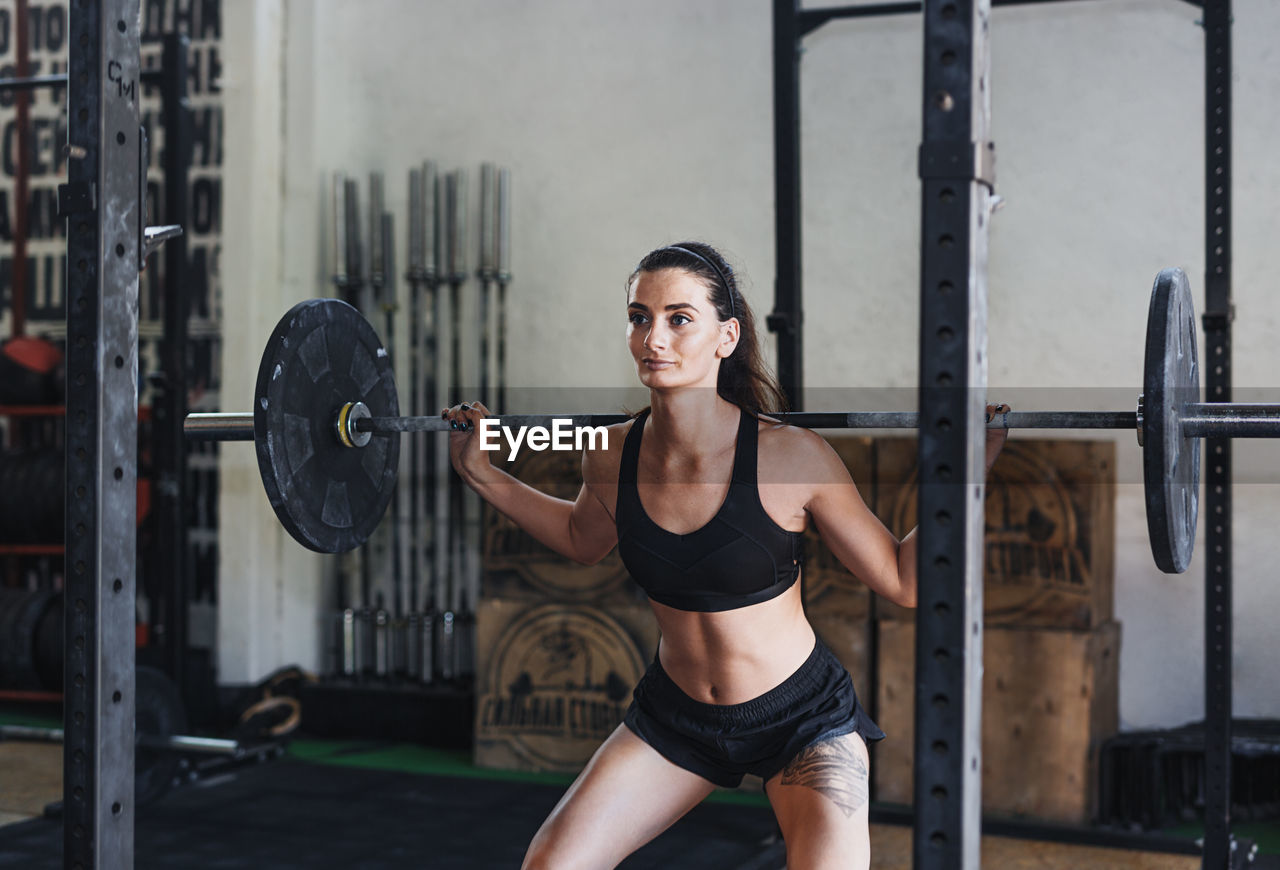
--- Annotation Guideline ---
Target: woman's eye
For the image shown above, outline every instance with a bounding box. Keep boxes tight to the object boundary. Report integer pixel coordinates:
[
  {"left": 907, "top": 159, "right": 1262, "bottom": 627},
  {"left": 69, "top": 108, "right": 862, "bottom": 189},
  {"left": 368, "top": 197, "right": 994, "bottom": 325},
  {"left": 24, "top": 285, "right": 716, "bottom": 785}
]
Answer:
[
  {"left": 628, "top": 312, "right": 648, "bottom": 325},
  {"left": 670, "top": 314, "right": 691, "bottom": 326}
]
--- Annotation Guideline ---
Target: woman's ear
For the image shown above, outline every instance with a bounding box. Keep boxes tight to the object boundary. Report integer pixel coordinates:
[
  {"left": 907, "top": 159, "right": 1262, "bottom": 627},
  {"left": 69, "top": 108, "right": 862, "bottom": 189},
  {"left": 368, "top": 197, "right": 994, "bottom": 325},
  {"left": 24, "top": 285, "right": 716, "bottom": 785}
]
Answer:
[{"left": 717, "top": 318, "right": 740, "bottom": 359}]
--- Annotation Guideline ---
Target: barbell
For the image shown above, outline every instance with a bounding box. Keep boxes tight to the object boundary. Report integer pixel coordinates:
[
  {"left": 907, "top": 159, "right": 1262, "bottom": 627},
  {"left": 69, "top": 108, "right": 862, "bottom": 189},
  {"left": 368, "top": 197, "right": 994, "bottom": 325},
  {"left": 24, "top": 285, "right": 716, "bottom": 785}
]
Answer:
[
  {"left": 2, "top": 666, "right": 220, "bottom": 806},
  {"left": 0, "top": 666, "right": 296, "bottom": 807},
  {"left": 185, "top": 267, "right": 1280, "bottom": 573}
]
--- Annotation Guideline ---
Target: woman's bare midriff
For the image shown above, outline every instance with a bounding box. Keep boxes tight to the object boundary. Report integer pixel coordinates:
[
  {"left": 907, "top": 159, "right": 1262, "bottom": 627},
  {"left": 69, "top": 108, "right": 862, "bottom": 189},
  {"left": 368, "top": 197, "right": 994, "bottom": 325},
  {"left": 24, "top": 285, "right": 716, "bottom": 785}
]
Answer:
[{"left": 649, "top": 579, "right": 816, "bottom": 705}]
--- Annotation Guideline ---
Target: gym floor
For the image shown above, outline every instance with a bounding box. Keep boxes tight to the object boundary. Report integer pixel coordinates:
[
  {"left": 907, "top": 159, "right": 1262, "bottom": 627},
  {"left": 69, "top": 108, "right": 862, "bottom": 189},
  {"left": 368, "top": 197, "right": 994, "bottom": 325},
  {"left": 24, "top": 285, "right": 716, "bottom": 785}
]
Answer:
[{"left": 3, "top": 732, "right": 1276, "bottom": 869}]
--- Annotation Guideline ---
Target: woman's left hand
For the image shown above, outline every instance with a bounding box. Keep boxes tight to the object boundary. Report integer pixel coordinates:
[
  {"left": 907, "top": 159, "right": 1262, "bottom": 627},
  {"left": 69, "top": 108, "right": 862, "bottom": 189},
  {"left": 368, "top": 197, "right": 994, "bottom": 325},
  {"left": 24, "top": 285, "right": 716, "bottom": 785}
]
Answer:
[{"left": 985, "top": 403, "right": 1010, "bottom": 473}]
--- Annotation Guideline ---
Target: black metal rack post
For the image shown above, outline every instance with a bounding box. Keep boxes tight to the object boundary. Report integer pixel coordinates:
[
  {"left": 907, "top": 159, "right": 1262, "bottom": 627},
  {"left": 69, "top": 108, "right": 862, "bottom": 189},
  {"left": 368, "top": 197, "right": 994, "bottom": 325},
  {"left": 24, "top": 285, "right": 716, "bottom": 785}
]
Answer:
[
  {"left": 770, "top": 0, "right": 804, "bottom": 409},
  {"left": 63, "top": 0, "right": 143, "bottom": 866},
  {"left": 914, "top": 1, "right": 992, "bottom": 866},
  {"left": 1200, "top": 1, "right": 1233, "bottom": 868},
  {"left": 154, "top": 32, "right": 193, "bottom": 696}
]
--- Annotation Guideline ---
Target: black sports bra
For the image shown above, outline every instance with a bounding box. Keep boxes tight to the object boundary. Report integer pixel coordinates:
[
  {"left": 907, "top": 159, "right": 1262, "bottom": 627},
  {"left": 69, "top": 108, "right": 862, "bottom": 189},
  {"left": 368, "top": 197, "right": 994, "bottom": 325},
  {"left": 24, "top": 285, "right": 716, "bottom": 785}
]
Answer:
[{"left": 615, "top": 407, "right": 804, "bottom": 612}]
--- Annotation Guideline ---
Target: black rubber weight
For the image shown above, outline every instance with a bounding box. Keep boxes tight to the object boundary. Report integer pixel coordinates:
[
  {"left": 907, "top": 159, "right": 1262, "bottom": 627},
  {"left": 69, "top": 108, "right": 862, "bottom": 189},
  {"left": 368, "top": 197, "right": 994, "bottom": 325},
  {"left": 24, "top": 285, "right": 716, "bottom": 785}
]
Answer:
[
  {"left": 1142, "top": 267, "right": 1201, "bottom": 574},
  {"left": 0, "top": 588, "right": 57, "bottom": 689},
  {"left": 252, "top": 299, "right": 400, "bottom": 554},
  {"left": 33, "top": 592, "right": 62, "bottom": 691},
  {"left": 135, "top": 665, "right": 188, "bottom": 807}
]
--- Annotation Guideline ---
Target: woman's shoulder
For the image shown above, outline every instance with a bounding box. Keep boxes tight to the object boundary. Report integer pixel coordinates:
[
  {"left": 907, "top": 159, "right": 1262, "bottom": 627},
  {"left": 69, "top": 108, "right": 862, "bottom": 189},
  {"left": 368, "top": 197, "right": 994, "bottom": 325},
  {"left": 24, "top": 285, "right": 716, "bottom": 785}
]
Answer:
[
  {"left": 754, "top": 412, "right": 844, "bottom": 479},
  {"left": 579, "top": 413, "right": 641, "bottom": 485},
  {"left": 754, "top": 411, "right": 822, "bottom": 447}
]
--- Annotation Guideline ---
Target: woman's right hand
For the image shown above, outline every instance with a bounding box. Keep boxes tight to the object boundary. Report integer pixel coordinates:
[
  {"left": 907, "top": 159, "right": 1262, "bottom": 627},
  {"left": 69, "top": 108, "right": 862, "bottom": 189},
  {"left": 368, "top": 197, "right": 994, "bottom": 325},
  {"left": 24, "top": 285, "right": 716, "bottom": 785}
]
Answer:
[{"left": 441, "top": 400, "right": 494, "bottom": 482}]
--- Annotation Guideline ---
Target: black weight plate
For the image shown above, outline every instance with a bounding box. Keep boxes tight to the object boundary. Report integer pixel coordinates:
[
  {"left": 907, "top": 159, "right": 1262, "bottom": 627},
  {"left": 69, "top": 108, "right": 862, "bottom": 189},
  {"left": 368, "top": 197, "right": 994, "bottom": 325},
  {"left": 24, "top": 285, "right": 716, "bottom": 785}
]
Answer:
[
  {"left": 26, "top": 456, "right": 46, "bottom": 543},
  {"left": 0, "top": 588, "right": 25, "bottom": 684},
  {"left": 3, "top": 454, "right": 23, "bottom": 542},
  {"left": 12, "top": 452, "right": 30, "bottom": 538},
  {"left": 30, "top": 454, "right": 50, "bottom": 542},
  {"left": 33, "top": 592, "right": 62, "bottom": 690},
  {"left": 0, "top": 588, "right": 56, "bottom": 689},
  {"left": 14, "top": 456, "right": 37, "bottom": 543},
  {"left": 254, "top": 299, "right": 400, "bottom": 553},
  {"left": 135, "top": 665, "right": 187, "bottom": 807},
  {"left": 0, "top": 341, "right": 59, "bottom": 404},
  {"left": 42, "top": 449, "right": 65, "bottom": 543},
  {"left": 29, "top": 450, "right": 48, "bottom": 542},
  {"left": 5, "top": 453, "right": 22, "bottom": 542},
  {"left": 0, "top": 453, "right": 12, "bottom": 543},
  {"left": 1142, "top": 267, "right": 1200, "bottom": 574}
]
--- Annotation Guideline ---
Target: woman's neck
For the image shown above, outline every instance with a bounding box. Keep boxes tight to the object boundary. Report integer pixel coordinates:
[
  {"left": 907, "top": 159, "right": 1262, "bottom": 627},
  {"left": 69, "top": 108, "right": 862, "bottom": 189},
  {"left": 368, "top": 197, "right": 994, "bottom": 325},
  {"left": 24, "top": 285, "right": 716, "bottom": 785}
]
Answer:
[{"left": 645, "top": 390, "right": 740, "bottom": 458}]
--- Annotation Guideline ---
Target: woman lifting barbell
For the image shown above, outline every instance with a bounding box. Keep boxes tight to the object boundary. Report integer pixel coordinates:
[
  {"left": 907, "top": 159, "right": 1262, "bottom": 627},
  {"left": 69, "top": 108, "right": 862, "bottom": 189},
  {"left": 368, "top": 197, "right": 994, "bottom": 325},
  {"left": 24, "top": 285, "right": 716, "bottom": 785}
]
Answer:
[{"left": 443, "top": 241, "right": 1008, "bottom": 870}]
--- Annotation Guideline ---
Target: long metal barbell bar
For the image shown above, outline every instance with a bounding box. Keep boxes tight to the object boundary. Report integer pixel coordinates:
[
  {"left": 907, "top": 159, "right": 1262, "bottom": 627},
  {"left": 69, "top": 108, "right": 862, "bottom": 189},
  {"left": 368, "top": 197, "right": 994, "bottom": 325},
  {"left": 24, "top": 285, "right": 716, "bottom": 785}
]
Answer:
[
  {"left": 0, "top": 665, "right": 281, "bottom": 808},
  {"left": 182, "top": 268, "right": 1280, "bottom": 573},
  {"left": 0, "top": 723, "right": 246, "bottom": 757},
  {"left": 186, "top": 406, "right": 1280, "bottom": 441}
]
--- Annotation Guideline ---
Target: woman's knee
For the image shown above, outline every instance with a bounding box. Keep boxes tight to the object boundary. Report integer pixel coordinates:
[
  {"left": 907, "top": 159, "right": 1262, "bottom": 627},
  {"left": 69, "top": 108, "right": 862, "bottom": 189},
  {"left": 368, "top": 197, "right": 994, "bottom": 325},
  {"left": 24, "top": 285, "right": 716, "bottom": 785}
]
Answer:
[
  {"left": 521, "top": 820, "right": 594, "bottom": 870},
  {"left": 519, "top": 843, "right": 553, "bottom": 870},
  {"left": 520, "top": 832, "right": 567, "bottom": 870}
]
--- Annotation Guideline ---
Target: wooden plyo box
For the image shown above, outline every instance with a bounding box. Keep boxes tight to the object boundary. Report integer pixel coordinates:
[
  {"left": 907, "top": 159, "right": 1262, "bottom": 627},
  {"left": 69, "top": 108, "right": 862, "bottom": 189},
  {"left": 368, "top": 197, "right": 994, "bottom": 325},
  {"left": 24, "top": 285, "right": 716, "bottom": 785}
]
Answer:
[
  {"left": 473, "top": 597, "right": 659, "bottom": 774},
  {"left": 477, "top": 445, "right": 653, "bottom": 774},
  {"left": 805, "top": 581, "right": 871, "bottom": 704},
  {"left": 872, "top": 438, "right": 1116, "bottom": 630},
  {"left": 874, "top": 619, "right": 1121, "bottom": 824}
]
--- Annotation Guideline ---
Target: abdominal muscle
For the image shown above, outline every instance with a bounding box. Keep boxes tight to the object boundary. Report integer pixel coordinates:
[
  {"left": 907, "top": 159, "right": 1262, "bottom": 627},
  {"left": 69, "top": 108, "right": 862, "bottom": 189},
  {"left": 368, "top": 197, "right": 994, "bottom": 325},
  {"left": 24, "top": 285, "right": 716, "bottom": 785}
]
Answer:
[{"left": 649, "top": 578, "right": 816, "bottom": 705}]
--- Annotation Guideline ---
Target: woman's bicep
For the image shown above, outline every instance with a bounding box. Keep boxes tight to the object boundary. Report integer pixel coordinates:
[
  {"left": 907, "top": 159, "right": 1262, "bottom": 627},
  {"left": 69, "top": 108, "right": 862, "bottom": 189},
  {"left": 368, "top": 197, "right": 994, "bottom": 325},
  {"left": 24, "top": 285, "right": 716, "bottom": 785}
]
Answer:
[
  {"left": 567, "top": 448, "right": 621, "bottom": 565},
  {"left": 803, "top": 444, "right": 908, "bottom": 604},
  {"left": 567, "top": 481, "right": 619, "bottom": 565}
]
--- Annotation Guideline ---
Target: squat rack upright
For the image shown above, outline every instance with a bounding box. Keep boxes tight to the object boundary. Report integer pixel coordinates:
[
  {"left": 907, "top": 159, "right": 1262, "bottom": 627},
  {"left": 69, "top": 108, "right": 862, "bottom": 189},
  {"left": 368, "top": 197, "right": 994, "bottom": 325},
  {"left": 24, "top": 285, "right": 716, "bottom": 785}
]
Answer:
[
  {"left": 64, "top": 0, "right": 142, "bottom": 867},
  {"left": 769, "top": 1, "right": 1237, "bottom": 869}
]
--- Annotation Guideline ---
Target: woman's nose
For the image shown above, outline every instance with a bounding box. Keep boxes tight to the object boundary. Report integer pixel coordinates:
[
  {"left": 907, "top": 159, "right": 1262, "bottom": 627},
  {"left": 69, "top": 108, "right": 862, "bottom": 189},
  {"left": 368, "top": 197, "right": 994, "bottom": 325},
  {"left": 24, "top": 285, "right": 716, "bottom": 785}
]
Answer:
[{"left": 643, "top": 324, "right": 667, "bottom": 350}]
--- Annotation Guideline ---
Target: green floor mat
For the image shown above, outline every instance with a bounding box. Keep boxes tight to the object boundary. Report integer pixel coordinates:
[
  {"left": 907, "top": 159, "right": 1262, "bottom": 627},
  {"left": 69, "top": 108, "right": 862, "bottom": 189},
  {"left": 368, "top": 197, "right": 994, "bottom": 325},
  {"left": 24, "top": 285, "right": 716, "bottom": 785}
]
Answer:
[
  {"left": 286, "top": 738, "right": 772, "bottom": 806},
  {"left": 0, "top": 712, "right": 61, "bottom": 730}
]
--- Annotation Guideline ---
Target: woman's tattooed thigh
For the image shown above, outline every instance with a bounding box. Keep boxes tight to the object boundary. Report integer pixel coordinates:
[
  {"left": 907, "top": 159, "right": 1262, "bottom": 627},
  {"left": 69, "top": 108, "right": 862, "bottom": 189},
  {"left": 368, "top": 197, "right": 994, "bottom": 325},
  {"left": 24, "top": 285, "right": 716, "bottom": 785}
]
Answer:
[{"left": 779, "top": 737, "right": 869, "bottom": 817}]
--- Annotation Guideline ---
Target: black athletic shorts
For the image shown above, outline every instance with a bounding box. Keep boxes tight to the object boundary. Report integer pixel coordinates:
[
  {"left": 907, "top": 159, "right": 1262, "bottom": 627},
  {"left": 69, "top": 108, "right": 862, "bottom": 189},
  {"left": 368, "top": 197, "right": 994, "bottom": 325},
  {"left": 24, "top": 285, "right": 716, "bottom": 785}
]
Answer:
[{"left": 622, "top": 637, "right": 885, "bottom": 788}]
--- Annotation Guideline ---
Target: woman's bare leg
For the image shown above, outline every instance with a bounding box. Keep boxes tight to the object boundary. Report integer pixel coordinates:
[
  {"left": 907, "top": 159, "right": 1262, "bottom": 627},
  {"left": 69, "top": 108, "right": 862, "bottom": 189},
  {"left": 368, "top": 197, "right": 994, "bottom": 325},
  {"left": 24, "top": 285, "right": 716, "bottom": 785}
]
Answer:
[
  {"left": 764, "top": 732, "right": 872, "bottom": 870},
  {"left": 523, "top": 723, "right": 719, "bottom": 870}
]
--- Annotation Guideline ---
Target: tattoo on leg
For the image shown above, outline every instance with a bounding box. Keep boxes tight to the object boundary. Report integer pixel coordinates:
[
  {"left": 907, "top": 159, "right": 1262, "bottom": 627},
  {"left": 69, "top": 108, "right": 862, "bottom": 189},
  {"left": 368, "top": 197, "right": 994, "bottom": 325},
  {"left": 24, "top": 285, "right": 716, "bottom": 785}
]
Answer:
[{"left": 779, "top": 737, "right": 869, "bottom": 818}]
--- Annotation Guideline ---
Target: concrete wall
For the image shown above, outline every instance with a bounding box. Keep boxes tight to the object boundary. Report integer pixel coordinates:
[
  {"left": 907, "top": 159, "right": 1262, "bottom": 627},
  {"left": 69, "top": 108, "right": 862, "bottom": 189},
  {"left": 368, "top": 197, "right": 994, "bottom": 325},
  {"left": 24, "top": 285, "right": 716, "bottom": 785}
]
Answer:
[
  {"left": 218, "top": 1, "right": 325, "bottom": 682},
  {"left": 218, "top": 0, "right": 1280, "bottom": 730}
]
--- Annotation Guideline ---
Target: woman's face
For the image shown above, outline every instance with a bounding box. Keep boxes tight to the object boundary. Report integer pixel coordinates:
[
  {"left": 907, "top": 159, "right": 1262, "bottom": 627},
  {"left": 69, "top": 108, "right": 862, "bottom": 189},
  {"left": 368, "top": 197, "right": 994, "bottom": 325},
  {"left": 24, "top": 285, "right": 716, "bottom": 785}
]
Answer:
[{"left": 626, "top": 268, "right": 738, "bottom": 392}]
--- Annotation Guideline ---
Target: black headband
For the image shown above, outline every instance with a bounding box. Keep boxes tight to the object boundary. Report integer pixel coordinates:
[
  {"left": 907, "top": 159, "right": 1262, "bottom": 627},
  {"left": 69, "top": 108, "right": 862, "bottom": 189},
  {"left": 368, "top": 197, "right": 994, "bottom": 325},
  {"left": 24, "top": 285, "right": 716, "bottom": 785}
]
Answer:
[{"left": 664, "top": 245, "right": 736, "bottom": 321}]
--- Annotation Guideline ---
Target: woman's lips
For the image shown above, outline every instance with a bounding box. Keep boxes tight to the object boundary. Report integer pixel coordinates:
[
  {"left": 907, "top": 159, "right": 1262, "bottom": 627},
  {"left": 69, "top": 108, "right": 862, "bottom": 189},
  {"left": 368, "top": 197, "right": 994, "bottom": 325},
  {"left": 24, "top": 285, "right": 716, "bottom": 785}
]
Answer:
[{"left": 643, "top": 359, "right": 675, "bottom": 370}]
